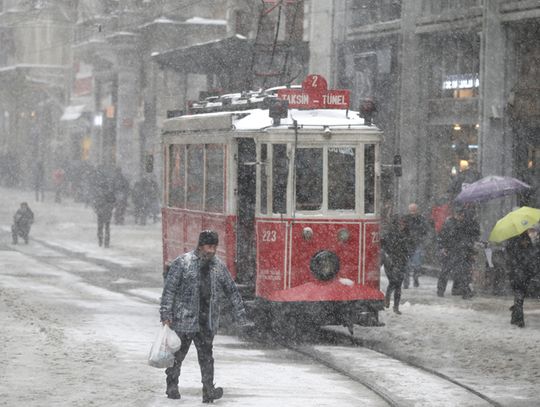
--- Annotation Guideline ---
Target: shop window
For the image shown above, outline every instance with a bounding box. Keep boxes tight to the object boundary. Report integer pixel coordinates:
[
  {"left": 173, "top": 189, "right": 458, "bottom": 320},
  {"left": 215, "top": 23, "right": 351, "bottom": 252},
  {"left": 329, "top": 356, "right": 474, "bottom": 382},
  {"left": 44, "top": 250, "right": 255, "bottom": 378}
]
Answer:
[
  {"left": 272, "top": 144, "right": 289, "bottom": 214},
  {"left": 364, "top": 144, "right": 375, "bottom": 214},
  {"left": 168, "top": 145, "right": 185, "bottom": 208},
  {"left": 234, "top": 10, "right": 250, "bottom": 37},
  {"left": 328, "top": 147, "right": 356, "bottom": 210},
  {"left": 427, "top": 34, "right": 480, "bottom": 99},
  {"left": 205, "top": 144, "right": 224, "bottom": 213},
  {"left": 186, "top": 145, "right": 204, "bottom": 210},
  {"left": 349, "top": 0, "right": 401, "bottom": 26},
  {"left": 284, "top": 0, "right": 304, "bottom": 42},
  {"left": 295, "top": 148, "right": 323, "bottom": 211}
]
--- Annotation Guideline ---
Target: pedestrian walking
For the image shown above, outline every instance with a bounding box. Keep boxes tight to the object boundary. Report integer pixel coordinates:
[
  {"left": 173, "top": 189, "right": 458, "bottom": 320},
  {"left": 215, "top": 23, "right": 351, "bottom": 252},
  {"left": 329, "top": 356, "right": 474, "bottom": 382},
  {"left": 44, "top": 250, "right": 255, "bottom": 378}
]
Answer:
[
  {"left": 381, "top": 215, "right": 412, "bottom": 314},
  {"left": 90, "top": 166, "right": 116, "bottom": 248},
  {"left": 506, "top": 227, "right": 539, "bottom": 328},
  {"left": 160, "top": 230, "right": 248, "bottom": 402},
  {"left": 32, "top": 161, "right": 45, "bottom": 202},
  {"left": 145, "top": 175, "right": 160, "bottom": 223},
  {"left": 52, "top": 167, "right": 65, "bottom": 203},
  {"left": 437, "top": 206, "right": 480, "bottom": 298},
  {"left": 11, "top": 202, "right": 34, "bottom": 244},
  {"left": 403, "top": 203, "right": 430, "bottom": 288},
  {"left": 132, "top": 178, "right": 146, "bottom": 225},
  {"left": 113, "top": 167, "right": 130, "bottom": 225}
]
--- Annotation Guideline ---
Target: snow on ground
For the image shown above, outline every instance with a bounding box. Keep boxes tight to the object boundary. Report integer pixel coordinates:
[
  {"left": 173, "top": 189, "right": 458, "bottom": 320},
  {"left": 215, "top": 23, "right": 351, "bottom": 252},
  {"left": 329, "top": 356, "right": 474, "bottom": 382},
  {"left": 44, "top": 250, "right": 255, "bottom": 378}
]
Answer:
[{"left": 1, "top": 186, "right": 539, "bottom": 406}]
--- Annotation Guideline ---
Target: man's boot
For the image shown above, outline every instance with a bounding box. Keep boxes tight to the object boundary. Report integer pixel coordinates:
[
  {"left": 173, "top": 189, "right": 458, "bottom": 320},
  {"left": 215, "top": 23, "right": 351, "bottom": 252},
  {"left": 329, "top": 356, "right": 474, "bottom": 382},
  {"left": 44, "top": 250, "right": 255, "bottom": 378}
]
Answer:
[
  {"left": 165, "top": 370, "right": 181, "bottom": 399},
  {"left": 202, "top": 384, "right": 223, "bottom": 403},
  {"left": 393, "top": 306, "right": 402, "bottom": 315},
  {"left": 384, "top": 295, "right": 390, "bottom": 308}
]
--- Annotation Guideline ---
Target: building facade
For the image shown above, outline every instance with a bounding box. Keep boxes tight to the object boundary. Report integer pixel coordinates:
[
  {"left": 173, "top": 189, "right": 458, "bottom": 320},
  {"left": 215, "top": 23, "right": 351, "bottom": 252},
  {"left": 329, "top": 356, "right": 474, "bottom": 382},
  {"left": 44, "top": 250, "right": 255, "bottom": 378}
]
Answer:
[
  {"left": 0, "top": 0, "right": 75, "bottom": 188},
  {"left": 311, "top": 0, "right": 539, "bottom": 231},
  {"left": 0, "top": 0, "right": 309, "bottom": 194}
]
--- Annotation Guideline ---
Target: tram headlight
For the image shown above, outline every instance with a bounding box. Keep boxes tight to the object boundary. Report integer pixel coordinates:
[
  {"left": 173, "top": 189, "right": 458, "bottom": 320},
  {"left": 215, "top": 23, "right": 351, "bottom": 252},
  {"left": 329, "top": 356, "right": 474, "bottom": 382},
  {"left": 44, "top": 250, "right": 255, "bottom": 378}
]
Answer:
[
  {"left": 302, "top": 227, "right": 313, "bottom": 241},
  {"left": 310, "top": 250, "right": 340, "bottom": 281},
  {"left": 337, "top": 228, "right": 350, "bottom": 243}
]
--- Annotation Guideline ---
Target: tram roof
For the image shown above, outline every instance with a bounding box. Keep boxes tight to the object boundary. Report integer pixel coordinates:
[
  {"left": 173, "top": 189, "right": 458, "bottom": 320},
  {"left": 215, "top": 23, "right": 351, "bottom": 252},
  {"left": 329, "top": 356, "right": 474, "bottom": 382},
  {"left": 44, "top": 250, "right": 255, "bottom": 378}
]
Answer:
[{"left": 162, "top": 108, "right": 380, "bottom": 134}]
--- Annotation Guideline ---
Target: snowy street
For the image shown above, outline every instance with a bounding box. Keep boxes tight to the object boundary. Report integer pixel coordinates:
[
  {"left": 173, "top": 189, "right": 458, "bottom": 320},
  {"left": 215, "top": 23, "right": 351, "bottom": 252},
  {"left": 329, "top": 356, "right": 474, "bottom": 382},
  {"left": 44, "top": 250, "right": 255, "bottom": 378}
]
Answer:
[{"left": 1, "top": 186, "right": 539, "bottom": 406}]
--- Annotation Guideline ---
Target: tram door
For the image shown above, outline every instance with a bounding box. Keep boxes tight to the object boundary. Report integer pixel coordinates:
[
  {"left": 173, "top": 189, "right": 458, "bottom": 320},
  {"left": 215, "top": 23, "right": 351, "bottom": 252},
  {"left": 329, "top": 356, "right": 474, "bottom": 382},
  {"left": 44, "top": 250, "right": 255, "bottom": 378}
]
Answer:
[{"left": 236, "top": 138, "right": 257, "bottom": 293}]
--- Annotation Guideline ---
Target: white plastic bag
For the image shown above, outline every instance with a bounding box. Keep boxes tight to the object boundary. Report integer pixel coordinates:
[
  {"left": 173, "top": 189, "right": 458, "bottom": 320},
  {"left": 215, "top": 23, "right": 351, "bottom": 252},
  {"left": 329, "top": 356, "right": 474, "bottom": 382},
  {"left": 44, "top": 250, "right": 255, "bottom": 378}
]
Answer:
[{"left": 148, "top": 324, "right": 182, "bottom": 368}]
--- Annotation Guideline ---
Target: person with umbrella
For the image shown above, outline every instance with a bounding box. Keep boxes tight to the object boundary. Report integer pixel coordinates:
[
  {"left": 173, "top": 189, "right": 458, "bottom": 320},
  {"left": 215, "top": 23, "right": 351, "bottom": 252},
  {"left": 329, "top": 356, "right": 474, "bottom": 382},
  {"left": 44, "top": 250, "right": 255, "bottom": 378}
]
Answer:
[{"left": 489, "top": 207, "right": 540, "bottom": 327}]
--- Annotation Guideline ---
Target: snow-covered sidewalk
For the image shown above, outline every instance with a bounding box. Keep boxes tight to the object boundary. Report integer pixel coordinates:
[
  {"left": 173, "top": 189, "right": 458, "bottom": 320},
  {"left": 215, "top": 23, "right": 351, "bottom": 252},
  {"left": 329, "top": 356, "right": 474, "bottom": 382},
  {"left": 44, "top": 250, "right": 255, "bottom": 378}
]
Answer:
[{"left": 1, "top": 186, "right": 539, "bottom": 406}]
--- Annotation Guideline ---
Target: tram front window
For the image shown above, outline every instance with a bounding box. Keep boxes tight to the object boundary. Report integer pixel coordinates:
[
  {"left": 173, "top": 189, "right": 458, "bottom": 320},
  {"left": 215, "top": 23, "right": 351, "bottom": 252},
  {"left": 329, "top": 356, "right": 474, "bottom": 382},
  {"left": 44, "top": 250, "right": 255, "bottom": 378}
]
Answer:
[
  {"left": 329, "top": 147, "right": 355, "bottom": 210},
  {"left": 365, "top": 144, "right": 375, "bottom": 214},
  {"left": 205, "top": 144, "right": 224, "bottom": 213},
  {"left": 272, "top": 144, "right": 288, "bottom": 214},
  {"left": 295, "top": 148, "right": 323, "bottom": 211},
  {"left": 260, "top": 144, "right": 268, "bottom": 214}
]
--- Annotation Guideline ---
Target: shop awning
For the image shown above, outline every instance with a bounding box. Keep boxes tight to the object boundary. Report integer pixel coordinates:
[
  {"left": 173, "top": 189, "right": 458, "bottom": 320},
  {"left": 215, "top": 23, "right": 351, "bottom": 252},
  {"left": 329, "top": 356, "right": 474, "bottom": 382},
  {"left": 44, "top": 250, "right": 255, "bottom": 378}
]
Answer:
[{"left": 152, "top": 35, "right": 253, "bottom": 75}]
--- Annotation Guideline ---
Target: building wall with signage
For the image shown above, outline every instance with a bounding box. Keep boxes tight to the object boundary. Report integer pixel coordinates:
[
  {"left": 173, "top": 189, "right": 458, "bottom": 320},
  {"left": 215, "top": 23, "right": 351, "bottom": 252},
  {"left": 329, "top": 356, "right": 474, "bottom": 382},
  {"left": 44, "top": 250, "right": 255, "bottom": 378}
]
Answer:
[{"left": 332, "top": 0, "right": 540, "bottom": 221}]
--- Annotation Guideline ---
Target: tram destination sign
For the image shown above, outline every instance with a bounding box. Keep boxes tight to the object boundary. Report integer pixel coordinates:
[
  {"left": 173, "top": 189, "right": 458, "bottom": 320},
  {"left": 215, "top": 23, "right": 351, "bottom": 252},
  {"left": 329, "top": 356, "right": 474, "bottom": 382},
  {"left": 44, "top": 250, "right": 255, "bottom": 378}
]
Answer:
[{"left": 277, "top": 74, "right": 350, "bottom": 109}]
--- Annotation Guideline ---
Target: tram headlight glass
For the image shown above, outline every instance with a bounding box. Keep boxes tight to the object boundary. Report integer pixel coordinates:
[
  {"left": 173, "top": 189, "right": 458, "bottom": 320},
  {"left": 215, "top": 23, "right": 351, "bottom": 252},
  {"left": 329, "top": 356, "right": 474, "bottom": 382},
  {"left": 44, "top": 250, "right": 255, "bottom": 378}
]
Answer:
[
  {"left": 337, "top": 228, "right": 350, "bottom": 243},
  {"left": 302, "top": 227, "right": 313, "bottom": 241}
]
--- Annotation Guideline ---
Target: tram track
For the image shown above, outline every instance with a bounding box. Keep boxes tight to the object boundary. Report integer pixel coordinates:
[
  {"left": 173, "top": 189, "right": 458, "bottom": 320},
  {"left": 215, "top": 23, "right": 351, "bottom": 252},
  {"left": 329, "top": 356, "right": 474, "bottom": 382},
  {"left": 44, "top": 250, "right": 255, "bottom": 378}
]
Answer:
[{"left": 273, "top": 326, "right": 503, "bottom": 407}]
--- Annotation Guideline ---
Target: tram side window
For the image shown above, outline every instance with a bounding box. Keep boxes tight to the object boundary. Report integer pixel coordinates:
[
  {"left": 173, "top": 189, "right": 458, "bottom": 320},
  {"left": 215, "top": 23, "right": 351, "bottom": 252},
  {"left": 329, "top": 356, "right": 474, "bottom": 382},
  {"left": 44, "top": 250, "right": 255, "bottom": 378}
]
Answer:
[
  {"left": 272, "top": 144, "right": 288, "bottom": 214},
  {"left": 168, "top": 145, "right": 185, "bottom": 208},
  {"left": 205, "top": 144, "right": 224, "bottom": 213},
  {"left": 296, "top": 148, "right": 323, "bottom": 211},
  {"left": 329, "top": 147, "right": 355, "bottom": 210},
  {"left": 186, "top": 144, "right": 204, "bottom": 210},
  {"left": 260, "top": 144, "right": 268, "bottom": 214},
  {"left": 364, "top": 144, "right": 375, "bottom": 214}
]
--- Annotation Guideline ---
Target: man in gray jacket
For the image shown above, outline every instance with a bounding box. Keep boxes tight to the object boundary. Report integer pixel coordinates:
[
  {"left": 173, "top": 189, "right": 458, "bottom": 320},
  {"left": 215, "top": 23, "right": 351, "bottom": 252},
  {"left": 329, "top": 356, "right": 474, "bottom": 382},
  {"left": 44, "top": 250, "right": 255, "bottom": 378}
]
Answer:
[{"left": 160, "top": 230, "right": 248, "bottom": 402}]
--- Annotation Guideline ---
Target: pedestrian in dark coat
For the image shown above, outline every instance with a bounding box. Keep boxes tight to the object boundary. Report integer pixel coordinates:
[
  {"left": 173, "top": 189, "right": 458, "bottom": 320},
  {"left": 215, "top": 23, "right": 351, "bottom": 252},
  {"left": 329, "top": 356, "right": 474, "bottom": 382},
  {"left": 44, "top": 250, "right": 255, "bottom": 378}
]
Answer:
[
  {"left": 90, "top": 166, "right": 116, "bottom": 248},
  {"left": 403, "top": 203, "right": 430, "bottom": 288},
  {"left": 381, "top": 215, "right": 412, "bottom": 314},
  {"left": 112, "top": 167, "right": 130, "bottom": 225},
  {"left": 160, "top": 230, "right": 248, "bottom": 402},
  {"left": 437, "top": 207, "right": 480, "bottom": 298},
  {"left": 145, "top": 175, "right": 160, "bottom": 223},
  {"left": 506, "top": 228, "right": 539, "bottom": 328},
  {"left": 11, "top": 202, "right": 34, "bottom": 244},
  {"left": 131, "top": 178, "right": 146, "bottom": 225}
]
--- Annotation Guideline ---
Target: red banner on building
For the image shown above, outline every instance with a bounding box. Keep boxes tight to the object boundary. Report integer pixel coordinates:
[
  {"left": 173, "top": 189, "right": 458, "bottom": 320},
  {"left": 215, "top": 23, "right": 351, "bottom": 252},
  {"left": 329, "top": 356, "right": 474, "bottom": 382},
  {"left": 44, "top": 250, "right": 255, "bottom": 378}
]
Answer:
[{"left": 277, "top": 74, "right": 350, "bottom": 109}]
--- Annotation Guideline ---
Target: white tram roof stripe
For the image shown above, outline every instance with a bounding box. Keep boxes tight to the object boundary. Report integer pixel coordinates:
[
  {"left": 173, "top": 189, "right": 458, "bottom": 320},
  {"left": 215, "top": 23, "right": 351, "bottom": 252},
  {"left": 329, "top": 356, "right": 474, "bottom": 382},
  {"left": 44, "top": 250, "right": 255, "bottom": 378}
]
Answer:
[
  {"left": 235, "top": 108, "right": 368, "bottom": 130},
  {"left": 162, "top": 108, "right": 376, "bottom": 134}
]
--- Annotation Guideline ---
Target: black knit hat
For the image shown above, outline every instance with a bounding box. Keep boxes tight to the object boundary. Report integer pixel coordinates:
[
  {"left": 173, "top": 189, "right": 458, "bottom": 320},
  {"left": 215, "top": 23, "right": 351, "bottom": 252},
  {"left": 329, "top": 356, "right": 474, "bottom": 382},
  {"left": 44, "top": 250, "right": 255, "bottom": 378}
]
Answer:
[{"left": 198, "top": 230, "right": 219, "bottom": 246}]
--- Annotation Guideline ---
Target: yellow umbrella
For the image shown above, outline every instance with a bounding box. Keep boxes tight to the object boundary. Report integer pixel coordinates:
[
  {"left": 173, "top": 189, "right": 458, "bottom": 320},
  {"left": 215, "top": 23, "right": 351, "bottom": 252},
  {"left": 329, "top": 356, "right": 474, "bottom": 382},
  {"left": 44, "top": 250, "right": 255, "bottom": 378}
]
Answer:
[{"left": 488, "top": 206, "right": 540, "bottom": 243}]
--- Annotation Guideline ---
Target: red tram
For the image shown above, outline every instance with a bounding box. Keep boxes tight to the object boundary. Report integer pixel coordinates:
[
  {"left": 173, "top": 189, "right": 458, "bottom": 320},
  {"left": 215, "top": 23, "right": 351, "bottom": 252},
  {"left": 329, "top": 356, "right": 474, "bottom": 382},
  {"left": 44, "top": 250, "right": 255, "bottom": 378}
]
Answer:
[{"left": 161, "top": 75, "right": 385, "bottom": 329}]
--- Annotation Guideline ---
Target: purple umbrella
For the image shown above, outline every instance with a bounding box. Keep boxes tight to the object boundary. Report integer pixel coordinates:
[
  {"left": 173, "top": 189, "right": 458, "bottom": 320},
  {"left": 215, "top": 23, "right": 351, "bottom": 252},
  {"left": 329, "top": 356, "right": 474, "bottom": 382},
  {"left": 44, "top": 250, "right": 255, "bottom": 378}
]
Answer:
[{"left": 455, "top": 175, "right": 530, "bottom": 203}]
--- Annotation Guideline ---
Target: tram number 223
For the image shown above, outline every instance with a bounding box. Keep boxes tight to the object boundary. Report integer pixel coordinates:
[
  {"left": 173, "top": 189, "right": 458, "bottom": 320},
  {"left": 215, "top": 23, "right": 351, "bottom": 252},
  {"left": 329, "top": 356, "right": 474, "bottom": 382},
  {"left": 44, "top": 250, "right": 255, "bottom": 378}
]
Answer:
[{"left": 262, "top": 230, "right": 277, "bottom": 242}]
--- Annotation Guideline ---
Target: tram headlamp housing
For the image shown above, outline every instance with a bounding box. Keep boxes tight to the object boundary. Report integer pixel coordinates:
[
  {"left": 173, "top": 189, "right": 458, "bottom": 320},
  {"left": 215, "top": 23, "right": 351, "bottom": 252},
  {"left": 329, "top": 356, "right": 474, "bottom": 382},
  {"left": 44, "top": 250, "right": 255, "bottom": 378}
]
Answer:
[
  {"left": 302, "top": 227, "right": 313, "bottom": 241},
  {"left": 310, "top": 250, "right": 340, "bottom": 281},
  {"left": 337, "top": 228, "right": 350, "bottom": 243}
]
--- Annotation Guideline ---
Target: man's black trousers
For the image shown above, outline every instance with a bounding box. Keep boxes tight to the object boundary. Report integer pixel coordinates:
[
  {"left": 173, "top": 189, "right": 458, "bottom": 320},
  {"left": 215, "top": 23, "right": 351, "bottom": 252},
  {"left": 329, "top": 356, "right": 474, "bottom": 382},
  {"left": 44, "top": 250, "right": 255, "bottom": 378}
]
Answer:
[{"left": 165, "top": 329, "right": 215, "bottom": 387}]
